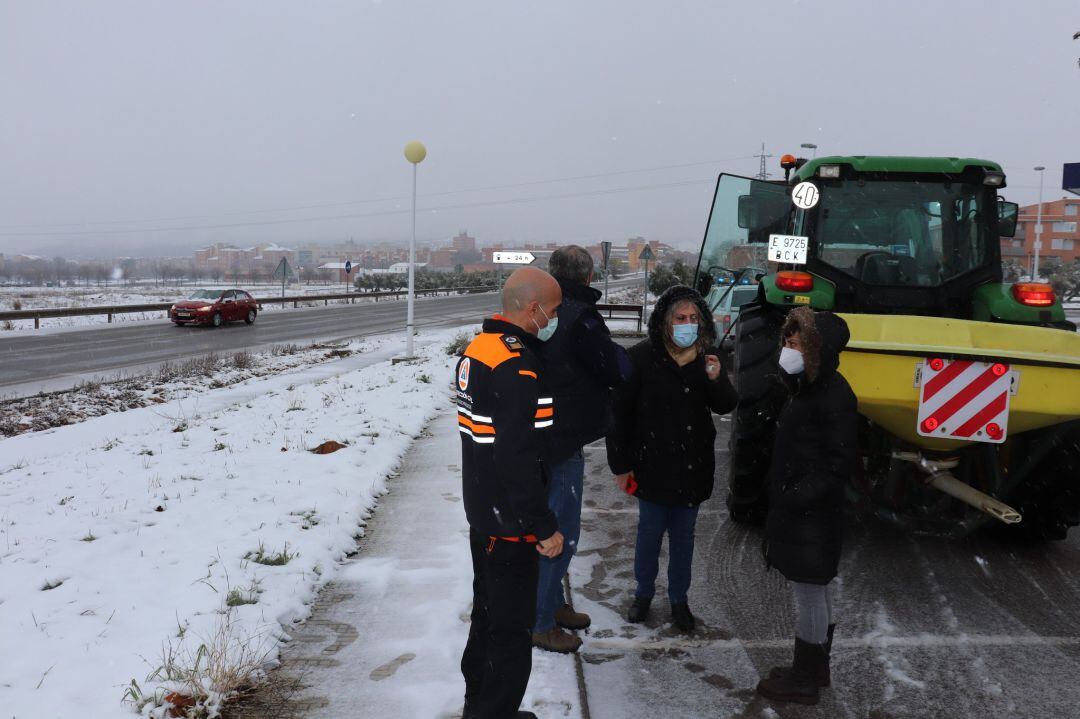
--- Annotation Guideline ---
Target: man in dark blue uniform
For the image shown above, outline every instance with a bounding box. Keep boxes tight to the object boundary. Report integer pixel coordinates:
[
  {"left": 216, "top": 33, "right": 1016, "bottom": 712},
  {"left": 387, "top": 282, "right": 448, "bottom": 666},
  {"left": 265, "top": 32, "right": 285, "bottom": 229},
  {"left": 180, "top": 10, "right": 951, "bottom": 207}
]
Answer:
[{"left": 457, "top": 266, "right": 565, "bottom": 719}]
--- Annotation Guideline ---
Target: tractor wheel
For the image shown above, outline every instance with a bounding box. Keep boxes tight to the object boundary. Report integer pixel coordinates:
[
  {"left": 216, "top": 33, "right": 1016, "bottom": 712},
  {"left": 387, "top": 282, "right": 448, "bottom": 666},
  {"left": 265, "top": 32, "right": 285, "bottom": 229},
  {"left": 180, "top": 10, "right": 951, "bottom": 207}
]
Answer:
[
  {"left": 1008, "top": 421, "right": 1080, "bottom": 541},
  {"left": 726, "top": 302, "right": 784, "bottom": 524}
]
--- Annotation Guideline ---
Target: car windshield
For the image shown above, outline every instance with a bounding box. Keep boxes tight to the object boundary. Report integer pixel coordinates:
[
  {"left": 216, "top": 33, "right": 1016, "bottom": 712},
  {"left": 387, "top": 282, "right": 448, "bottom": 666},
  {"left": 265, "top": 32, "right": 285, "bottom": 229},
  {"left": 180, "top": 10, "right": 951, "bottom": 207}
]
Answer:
[
  {"left": 813, "top": 180, "right": 992, "bottom": 287},
  {"left": 730, "top": 286, "right": 758, "bottom": 308},
  {"left": 187, "top": 290, "right": 221, "bottom": 300}
]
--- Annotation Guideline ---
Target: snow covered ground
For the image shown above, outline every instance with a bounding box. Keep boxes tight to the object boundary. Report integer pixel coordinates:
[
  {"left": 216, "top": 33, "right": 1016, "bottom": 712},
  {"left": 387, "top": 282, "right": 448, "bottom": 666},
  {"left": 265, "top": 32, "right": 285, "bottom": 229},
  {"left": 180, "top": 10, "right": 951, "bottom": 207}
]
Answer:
[{"left": 0, "top": 326, "right": 474, "bottom": 718}]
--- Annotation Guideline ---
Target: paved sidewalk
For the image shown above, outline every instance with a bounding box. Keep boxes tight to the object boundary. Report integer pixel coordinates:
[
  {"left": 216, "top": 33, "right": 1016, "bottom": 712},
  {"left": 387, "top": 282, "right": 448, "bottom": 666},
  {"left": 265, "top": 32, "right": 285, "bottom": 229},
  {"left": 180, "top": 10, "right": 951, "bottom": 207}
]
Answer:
[{"left": 242, "top": 405, "right": 582, "bottom": 718}]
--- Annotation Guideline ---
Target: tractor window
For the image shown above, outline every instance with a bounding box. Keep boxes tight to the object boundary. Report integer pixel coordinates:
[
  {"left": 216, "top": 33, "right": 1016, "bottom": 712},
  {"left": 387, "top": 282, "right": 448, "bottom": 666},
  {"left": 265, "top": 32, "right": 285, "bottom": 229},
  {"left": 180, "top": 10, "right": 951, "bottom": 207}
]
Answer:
[
  {"left": 813, "top": 180, "right": 991, "bottom": 287},
  {"left": 695, "top": 174, "right": 785, "bottom": 284}
]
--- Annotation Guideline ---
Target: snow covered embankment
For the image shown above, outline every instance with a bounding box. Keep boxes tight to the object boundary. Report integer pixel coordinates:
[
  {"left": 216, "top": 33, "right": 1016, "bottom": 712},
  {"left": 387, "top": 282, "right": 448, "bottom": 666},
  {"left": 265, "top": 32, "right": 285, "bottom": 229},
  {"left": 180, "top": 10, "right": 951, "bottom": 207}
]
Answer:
[{"left": 0, "top": 329, "right": 464, "bottom": 718}]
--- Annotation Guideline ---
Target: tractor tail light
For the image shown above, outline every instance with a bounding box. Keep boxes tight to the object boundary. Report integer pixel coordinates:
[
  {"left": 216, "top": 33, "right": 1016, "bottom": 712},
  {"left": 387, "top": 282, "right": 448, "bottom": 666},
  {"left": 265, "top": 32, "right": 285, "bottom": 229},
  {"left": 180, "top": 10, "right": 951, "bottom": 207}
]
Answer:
[
  {"left": 1011, "top": 283, "right": 1055, "bottom": 307},
  {"left": 776, "top": 271, "right": 815, "bottom": 293}
]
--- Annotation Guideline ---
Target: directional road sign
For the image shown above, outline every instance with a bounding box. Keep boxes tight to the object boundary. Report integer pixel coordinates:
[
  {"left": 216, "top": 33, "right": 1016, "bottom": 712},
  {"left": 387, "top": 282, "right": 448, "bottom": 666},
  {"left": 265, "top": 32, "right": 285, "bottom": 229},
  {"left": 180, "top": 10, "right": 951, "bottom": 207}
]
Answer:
[{"left": 492, "top": 251, "right": 536, "bottom": 264}]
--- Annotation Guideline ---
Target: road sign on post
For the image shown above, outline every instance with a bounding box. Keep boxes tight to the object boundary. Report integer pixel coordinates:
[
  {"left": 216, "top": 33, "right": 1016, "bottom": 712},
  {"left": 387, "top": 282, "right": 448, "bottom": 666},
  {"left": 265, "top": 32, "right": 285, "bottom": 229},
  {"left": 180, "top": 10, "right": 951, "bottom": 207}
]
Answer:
[
  {"left": 639, "top": 245, "right": 655, "bottom": 322},
  {"left": 491, "top": 251, "right": 536, "bottom": 265},
  {"left": 601, "top": 241, "right": 612, "bottom": 302},
  {"left": 344, "top": 260, "right": 352, "bottom": 294},
  {"left": 273, "top": 257, "right": 291, "bottom": 299}
]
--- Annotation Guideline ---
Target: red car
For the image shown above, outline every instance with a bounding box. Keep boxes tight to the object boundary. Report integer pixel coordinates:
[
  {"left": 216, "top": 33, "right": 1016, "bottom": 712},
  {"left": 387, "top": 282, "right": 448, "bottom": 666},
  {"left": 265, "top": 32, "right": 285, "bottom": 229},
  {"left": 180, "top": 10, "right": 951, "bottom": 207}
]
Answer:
[{"left": 170, "top": 289, "right": 258, "bottom": 327}]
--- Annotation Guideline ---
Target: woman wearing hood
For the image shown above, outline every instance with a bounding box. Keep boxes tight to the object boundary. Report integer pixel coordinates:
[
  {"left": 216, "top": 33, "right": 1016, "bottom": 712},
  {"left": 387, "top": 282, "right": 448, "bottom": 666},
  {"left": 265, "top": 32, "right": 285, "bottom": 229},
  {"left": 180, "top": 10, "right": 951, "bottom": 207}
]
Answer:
[
  {"left": 606, "top": 285, "right": 737, "bottom": 632},
  {"left": 756, "top": 306, "right": 858, "bottom": 706}
]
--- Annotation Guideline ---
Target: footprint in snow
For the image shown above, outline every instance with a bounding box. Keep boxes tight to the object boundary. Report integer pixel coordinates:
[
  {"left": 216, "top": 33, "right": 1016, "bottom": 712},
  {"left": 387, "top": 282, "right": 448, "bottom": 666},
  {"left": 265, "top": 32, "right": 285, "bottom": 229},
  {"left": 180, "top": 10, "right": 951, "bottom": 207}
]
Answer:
[{"left": 369, "top": 652, "right": 416, "bottom": 681}]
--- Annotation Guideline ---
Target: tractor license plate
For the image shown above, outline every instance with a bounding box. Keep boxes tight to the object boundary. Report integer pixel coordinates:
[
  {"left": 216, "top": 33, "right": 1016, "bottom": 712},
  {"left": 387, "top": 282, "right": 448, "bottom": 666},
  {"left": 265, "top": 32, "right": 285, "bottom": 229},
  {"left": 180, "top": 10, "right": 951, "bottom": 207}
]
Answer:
[
  {"left": 768, "top": 234, "right": 808, "bottom": 264},
  {"left": 915, "top": 358, "right": 1015, "bottom": 444}
]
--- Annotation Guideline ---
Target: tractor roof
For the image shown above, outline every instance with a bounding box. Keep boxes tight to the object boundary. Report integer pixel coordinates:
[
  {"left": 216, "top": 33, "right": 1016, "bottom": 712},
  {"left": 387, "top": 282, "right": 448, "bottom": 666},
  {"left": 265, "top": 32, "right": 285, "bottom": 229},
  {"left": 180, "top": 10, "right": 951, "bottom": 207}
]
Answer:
[{"left": 792, "top": 156, "right": 1004, "bottom": 183}]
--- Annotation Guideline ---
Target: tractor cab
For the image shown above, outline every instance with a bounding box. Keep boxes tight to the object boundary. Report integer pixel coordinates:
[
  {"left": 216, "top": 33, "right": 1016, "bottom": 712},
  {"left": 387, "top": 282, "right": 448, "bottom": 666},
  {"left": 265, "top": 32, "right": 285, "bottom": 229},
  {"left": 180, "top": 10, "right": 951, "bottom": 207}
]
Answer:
[{"left": 693, "top": 157, "right": 1068, "bottom": 325}]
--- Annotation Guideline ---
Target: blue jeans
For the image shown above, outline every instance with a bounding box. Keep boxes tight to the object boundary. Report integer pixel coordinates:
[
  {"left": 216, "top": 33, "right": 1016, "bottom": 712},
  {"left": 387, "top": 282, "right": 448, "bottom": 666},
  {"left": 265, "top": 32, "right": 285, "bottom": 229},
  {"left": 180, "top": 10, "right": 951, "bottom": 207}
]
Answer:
[
  {"left": 634, "top": 498, "right": 700, "bottom": 604},
  {"left": 534, "top": 450, "right": 585, "bottom": 633}
]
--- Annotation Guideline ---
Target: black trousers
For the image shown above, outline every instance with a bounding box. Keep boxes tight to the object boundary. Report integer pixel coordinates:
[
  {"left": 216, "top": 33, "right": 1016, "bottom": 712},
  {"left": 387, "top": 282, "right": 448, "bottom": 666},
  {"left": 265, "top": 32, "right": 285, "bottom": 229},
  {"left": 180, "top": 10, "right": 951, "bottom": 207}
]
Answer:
[{"left": 461, "top": 527, "right": 539, "bottom": 718}]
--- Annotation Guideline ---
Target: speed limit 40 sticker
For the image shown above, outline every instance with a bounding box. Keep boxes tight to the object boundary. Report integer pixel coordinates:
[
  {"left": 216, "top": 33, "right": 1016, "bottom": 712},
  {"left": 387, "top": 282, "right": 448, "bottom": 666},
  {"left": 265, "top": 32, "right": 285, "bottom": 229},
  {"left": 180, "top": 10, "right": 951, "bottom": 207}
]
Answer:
[
  {"left": 768, "top": 234, "right": 809, "bottom": 264},
  {"left": 791, "top": 182, "right": 820, "bottom": 210}
]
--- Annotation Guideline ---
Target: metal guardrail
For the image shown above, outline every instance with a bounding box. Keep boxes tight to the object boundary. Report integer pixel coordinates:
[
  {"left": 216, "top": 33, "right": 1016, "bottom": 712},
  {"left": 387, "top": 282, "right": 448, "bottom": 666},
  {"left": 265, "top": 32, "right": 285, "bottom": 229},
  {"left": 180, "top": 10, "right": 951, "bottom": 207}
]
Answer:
[{"left": 0, "top": 286, "right": 500, "bottom": 329}]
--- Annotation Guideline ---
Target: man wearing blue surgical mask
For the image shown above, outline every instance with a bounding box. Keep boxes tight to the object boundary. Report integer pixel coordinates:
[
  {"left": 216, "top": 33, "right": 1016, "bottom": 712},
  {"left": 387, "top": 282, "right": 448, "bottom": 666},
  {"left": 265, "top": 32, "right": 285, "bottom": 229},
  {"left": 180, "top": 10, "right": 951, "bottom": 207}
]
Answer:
[
  {"left": 606, "top": 284, "right": 737, "bottom": 633},
  {"left": 532, "top": 245, "right": 632, "bottom": 655}
]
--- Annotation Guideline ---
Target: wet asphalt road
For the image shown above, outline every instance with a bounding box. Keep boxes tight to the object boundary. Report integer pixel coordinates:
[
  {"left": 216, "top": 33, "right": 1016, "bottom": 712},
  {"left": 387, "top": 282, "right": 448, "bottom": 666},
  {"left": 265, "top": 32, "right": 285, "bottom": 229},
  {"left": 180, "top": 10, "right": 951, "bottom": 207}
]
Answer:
[
  {"left": 0, "top": 278, "right": 644, "bottom": 396},
  {"left": 0, "top": 292, "right": 500, "bottom": 394},
  {"left": 569, "top": 419, "right": 1080, "bottom": 719}
]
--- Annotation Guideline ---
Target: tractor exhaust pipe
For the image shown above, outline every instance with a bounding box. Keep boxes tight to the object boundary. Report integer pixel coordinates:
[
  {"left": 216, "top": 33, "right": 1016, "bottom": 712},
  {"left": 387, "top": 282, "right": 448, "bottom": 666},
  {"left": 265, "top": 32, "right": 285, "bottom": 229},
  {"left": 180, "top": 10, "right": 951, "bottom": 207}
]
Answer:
[{"left": 893, "top": 452, "right": 1022, "bottom": 525}]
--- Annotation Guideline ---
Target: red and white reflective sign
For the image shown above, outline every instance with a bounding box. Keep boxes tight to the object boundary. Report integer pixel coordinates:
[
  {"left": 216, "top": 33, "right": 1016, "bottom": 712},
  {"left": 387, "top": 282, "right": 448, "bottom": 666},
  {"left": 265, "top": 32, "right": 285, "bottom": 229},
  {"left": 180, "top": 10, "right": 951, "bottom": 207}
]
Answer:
[{"left": 916, "top": 358, "right": 1014, "bottom": 444}]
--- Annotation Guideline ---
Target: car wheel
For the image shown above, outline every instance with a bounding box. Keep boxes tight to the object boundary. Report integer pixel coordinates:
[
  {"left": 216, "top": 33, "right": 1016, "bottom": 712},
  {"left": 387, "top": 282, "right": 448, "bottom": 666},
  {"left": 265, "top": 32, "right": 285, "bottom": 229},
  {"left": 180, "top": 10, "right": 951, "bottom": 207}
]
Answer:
[
  {"left": 245, "top": 309, "right": 256, "bottom": 325},
  {"left": 173, "top": 321, "right": 186, "bottom": 326},
  {"left": 212, "top": 312, "right": 223, "bottom": 327}
]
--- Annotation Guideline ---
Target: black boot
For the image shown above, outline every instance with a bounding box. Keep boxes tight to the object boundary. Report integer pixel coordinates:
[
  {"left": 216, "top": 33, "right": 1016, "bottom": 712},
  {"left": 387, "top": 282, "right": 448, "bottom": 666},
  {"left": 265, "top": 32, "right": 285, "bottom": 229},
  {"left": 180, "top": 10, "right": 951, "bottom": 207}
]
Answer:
[
  {"left": 670, "top": 602, "right": 696, "bottom": 633},
  {"left": 756, "top": 638, "right": 826, "bottom": 705},
  {"left": 767, "top": 623, "right": 834, "bottom": 687},
  {"left": 627, "top": 596, "right": 651, "bottom": 623}
]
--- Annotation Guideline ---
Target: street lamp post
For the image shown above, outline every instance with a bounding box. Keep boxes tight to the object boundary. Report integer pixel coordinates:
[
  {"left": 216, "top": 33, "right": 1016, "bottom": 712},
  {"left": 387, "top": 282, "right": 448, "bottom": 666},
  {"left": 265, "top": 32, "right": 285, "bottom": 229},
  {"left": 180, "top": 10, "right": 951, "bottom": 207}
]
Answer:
[
  {"left": 800, "top": 142, "right": 818, "bottom": 159},
  {"left": 1033, "top": 165, "right": 1046, "bottom": 280},
  {"left": 404, "top": 140, "right": 427, "bottom": 357}
]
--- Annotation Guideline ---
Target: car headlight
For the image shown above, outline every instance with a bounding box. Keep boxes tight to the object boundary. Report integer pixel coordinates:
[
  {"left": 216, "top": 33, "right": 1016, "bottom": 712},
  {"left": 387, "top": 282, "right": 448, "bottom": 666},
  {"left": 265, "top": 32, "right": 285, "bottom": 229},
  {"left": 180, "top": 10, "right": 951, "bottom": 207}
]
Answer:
[
  {"left": 198, "top": 306, "right": 213, "bottom": 312},
  {"left": 170, "top": 305, "right": 176, "bottom": 311}
]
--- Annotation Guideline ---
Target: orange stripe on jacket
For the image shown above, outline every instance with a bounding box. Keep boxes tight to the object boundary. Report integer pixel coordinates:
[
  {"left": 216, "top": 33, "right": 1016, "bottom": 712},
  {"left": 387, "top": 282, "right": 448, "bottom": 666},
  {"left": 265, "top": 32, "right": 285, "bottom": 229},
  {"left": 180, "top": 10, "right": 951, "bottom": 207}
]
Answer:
[
  {"left": 534, "top": 407, "right": 554, "bottom": 419},
  {"left": 465, "top": 333, "right": 520, "bottom": 369},
  {"left": 518, "top": 370, "right": 537, "bottom": 379},
  {"left": 458, "top": 416, "right": 496, "bottom": 435}
]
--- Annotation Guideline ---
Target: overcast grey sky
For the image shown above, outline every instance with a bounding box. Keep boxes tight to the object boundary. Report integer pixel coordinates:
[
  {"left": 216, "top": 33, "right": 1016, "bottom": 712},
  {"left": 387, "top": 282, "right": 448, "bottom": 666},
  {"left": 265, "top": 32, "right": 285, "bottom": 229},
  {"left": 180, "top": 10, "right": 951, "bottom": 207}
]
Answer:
[{"left": 1, "top": 0, "right": 1077, "bottom": 258}]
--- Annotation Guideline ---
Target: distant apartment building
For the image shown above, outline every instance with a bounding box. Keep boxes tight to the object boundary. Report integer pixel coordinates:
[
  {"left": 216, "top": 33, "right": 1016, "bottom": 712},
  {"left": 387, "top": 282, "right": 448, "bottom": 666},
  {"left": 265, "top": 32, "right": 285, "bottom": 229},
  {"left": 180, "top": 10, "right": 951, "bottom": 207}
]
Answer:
[
  {"left": 451, "top": 231, "right": 477, "bottom": 253},
  {"left": 626, "top": 238, "right": 669, "bottom": 271},
  {"left": 194, "top": 242, "right": 298, "bottom": 277},
  {"left": 1004, "top": 197, "right": 1080, "bottom": 270}
]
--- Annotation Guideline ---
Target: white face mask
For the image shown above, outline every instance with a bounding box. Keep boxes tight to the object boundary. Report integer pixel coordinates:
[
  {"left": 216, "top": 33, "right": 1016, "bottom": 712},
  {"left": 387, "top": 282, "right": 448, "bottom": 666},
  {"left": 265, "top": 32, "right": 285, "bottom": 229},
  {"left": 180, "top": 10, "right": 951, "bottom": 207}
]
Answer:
[{"left": 778, "top": 346, "right": 805, "bottom": 375}]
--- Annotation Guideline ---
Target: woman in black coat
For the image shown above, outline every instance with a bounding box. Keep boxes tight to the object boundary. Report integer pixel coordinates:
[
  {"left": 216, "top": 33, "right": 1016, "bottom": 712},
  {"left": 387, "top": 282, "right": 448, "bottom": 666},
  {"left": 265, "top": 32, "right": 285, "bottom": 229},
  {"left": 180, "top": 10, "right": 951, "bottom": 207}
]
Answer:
[
  {"left": 606, "top": 285, "right": 737, "bottom": 632},
  {"left": 757, "top": 306, "right": 858, "bottom": 706}
]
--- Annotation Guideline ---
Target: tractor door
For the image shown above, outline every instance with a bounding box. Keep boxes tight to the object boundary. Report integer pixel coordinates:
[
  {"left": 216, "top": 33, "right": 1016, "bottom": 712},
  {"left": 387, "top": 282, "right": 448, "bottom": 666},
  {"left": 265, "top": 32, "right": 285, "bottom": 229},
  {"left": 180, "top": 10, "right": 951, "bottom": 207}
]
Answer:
[{"left": 695, "top": 174, "right": 789, "bottom": 301}]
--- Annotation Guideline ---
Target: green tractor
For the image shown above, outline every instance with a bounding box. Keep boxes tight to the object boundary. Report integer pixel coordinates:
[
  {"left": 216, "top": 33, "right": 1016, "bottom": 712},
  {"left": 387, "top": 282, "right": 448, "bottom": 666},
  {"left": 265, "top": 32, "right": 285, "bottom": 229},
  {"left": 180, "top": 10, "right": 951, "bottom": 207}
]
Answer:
[{"left": 695, "top": 156, "right": 1080, "bottom": 539}]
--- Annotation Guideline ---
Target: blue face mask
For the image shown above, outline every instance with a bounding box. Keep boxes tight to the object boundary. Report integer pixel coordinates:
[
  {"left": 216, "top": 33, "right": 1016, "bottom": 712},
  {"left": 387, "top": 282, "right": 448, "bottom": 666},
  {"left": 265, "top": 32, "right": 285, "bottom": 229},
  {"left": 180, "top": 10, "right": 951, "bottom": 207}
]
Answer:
[
  {"left": 672, "top": 323, "right": 698, "bottom": 348},
  {"left": 536, "top": 305, "right": 559, "bottom": 342}
]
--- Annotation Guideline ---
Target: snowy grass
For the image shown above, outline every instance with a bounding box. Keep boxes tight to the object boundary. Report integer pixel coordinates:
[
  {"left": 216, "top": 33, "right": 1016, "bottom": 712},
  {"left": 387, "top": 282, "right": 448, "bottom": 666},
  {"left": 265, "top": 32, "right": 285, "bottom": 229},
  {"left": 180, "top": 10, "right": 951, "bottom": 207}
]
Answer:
[
  {"left": 0, "top": 327, "right": 466, "bottom": 718},
  {"left": 0, "top": 340, "right": 372, "bottom": 437}
]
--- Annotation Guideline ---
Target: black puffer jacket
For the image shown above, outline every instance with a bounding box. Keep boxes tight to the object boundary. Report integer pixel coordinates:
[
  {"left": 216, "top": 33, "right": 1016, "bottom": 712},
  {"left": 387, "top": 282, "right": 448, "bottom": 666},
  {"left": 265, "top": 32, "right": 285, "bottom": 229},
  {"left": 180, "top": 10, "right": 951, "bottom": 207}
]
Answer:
[
  {"left": 540, "top": 279, "right": 632, "bottom": 464},
  {"left": 606, "top": 286, "right": 737, "bottom": 507},
  {"left": 765, "top": 307, "right": 859, "bottom": 585}
]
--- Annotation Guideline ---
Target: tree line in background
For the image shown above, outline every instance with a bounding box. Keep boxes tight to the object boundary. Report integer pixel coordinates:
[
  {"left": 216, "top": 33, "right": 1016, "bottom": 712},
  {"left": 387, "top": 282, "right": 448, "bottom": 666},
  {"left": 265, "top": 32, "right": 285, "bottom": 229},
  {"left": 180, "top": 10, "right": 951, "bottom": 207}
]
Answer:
[
  {"left": 353, "top": 268, "right": 502, "bottom": 292},
  {"left": 647, "top": 259, "right": 696, "bottom": 296}
]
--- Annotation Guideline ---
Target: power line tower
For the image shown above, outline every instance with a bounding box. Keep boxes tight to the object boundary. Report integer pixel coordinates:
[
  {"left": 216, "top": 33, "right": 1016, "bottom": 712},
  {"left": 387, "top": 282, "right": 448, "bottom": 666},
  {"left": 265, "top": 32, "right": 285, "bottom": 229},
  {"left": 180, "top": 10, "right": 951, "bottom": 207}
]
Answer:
[{"left": 754, "top": 143, "right": 773, "bottom": 180}]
